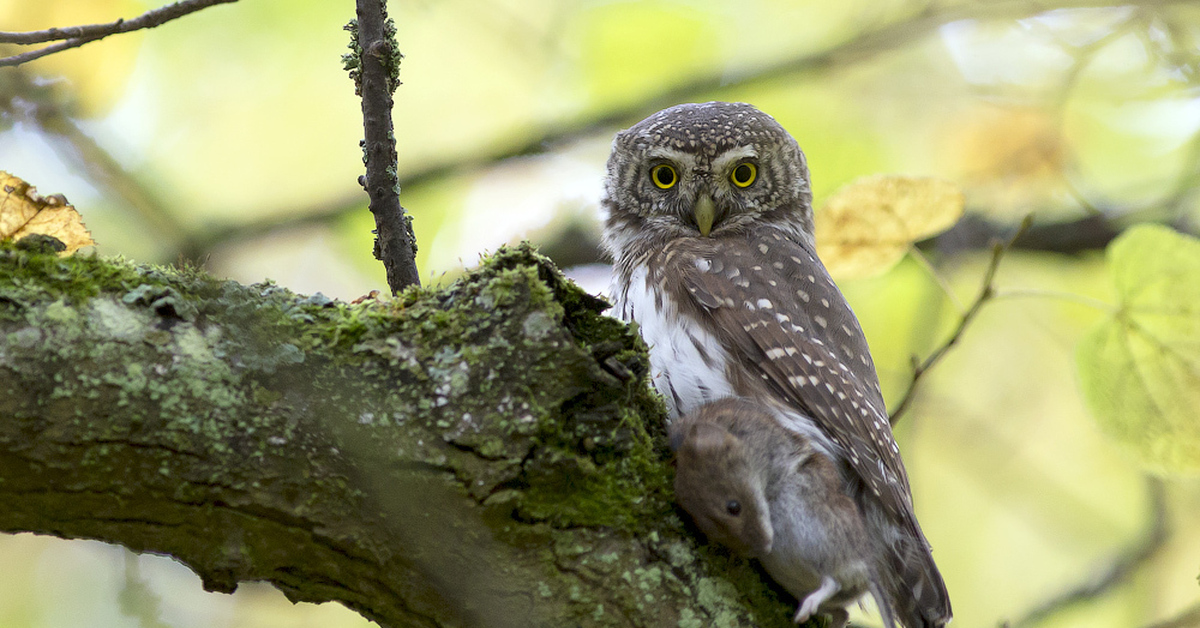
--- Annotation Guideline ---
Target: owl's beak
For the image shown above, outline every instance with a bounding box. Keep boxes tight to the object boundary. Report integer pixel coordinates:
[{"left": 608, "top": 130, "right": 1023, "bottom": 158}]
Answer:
[{"left": 693, "top": 194, "right": 717, "bottom": 237}]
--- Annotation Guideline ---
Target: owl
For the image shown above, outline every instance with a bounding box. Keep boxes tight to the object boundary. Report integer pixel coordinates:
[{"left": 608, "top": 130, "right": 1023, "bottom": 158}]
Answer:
[{"left": 601, "top": 102, "right": 951, "bottom": 628}]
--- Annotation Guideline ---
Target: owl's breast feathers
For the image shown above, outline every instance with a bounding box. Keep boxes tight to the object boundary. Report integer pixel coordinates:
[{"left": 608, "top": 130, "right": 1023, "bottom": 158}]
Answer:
[{"left": 630, "top": 227, "right": 918, "bottom": 525}]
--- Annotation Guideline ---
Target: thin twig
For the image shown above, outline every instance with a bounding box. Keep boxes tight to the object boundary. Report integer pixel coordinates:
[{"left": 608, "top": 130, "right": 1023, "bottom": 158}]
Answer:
[
  {"left": 0, "top": 0, "right": 239, "bottom": 67},
  {"left": 991, "top": 288, "right": 1119, "bottom": 315},
  {"left": 908, "top": 246, "right": 966, "bottom": 313},
  {"left": 1003, "top": 475, "right": 1170, "bottom": 628},
  {"left": 351, "top": 0, "right": 420, "bottom": 292},
  {"left": 888, "top": 216, "right": 1033, "bottom": 425}
]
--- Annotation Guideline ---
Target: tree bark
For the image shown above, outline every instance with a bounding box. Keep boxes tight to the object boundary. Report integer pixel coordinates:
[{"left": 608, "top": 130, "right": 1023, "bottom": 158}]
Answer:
[{"left": 0, "top": 242, "right": 802, "bottom": 627}]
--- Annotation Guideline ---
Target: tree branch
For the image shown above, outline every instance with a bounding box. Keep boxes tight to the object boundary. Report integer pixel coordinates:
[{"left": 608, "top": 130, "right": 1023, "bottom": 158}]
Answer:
[
  {"left": 347, "top": 1, "right": 420, "bottom": 293},
  {"left": 888, "top": 216, "right": 1032, "bottom": 424},
  {"left": 0, "top": 242, "right": 808, "bottom": 628},
  {"left": 0, "top": 0, "right": 239, "bottom": 67},
  {"left": 925, "top": 213, "right": 1123, "bottom": 259},
  {"left": 1003, "top": 476, "right": 1170, "bottom": 628}
]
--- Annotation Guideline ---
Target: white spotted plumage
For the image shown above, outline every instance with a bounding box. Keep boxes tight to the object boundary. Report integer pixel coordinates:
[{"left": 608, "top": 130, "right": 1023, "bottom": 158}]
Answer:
[{"left": 602, "top": 101, "right": 951, "bottom": 628}]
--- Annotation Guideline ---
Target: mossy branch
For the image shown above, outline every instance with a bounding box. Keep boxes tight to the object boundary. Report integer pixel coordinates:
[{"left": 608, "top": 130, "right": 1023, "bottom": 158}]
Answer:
[{"left": 0, "top": 243, "right": 809, "bottom": 628}]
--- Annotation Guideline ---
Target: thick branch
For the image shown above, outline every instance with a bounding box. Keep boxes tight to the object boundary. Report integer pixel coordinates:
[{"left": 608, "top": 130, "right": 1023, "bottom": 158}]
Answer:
[
  {"left": 0, "top": 0, "right": 239, "bottom": 67},
  {"left": 0, "top": 242, "right": 805, "bottom": 628},
  {"left": 349, "top": 1, "right": 420, "bottom": 293}
]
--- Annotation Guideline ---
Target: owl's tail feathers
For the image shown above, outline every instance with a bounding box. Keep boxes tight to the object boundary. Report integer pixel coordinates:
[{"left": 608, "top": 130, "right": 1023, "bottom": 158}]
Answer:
[
  {"left": 866, "top": 574, "right": 898, "bottom": 628},
  {"left": 861, "top": 498, "right": 951, "bottom": 628},
  {"left": 883, "top": 535, "right": 952, "bottom": 628}
]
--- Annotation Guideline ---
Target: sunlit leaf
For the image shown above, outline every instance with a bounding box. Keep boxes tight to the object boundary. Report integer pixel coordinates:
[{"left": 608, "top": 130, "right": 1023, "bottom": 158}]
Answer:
[
  {"left": 1077, "top": 224, "right": 1200, "bottom": 475},
  {"left": 0, "top": 171, "right": 95, "bottom": 253},
  {"left": 815, "top": 174, "right": 964, "bottom": 280}
]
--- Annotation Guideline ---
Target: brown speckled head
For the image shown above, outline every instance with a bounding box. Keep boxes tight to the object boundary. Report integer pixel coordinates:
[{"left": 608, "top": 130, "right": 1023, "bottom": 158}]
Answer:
[
  {"left": 601, "top": 102, "right": 814, "bottom": 264},
  {"left": 618, "top": 102, "right": 798, "bottom": 156}
]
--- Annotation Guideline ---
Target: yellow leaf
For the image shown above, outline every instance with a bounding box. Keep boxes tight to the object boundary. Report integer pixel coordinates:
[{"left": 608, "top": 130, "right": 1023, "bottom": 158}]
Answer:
[
  {"left": 0, "top": 171, "right": 95, "bottom": 254},
  {"left": 815, "top": 175, "right": 964, "bottom": 280}
]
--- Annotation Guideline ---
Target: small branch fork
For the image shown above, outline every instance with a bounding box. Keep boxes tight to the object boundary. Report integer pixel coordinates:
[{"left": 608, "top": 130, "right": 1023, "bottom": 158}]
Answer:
[
  {"left": 0, "top": 0, "right": 239, "bottom": 68},
  {"left": 888, "top": 215, "right": 1033, "bottom": 425},
  {"left": 351, "top": 0, "right": 420, "bottom": 293}
]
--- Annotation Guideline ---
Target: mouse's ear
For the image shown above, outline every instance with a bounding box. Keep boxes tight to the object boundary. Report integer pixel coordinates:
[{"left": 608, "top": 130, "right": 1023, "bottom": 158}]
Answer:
[{"left": 674, "top": 421, "right": 738, "bottom": 458}]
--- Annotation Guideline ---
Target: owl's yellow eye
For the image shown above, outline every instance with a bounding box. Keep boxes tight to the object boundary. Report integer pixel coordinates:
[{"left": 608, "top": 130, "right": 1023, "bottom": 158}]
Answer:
[
  {"left": 651, "top": 164, "right": 677, "bottom": 189},
  {"left": 731, "top": 162, "right": 757, "bottom": 188}
]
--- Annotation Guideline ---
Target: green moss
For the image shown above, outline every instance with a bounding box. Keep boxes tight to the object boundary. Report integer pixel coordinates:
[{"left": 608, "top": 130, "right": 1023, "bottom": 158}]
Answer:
[
  {"left": 342, "top": 19, "right": 362, "bottom": 96},
  {"left": 1, "top": 240, "right": 728, "bottom": 622}
]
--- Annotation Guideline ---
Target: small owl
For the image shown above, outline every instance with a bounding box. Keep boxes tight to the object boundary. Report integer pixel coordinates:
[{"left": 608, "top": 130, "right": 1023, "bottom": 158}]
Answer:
[{"left": 602, "top": 101, "right": 951, "bottom": 627}]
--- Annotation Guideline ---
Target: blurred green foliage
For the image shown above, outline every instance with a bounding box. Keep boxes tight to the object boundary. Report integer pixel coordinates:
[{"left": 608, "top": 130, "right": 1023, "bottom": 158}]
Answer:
[
  {"left": 1078, "top": 225, "right": 1200, "bottom": 475},
  {"left": 2, "top": 0, "right": 1200, "bottom": 627}
]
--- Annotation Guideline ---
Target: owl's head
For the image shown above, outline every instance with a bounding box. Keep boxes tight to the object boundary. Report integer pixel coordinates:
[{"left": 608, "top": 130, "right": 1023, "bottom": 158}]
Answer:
[{"left": 601, "top": 101, "right": 814, "bottom": 262}]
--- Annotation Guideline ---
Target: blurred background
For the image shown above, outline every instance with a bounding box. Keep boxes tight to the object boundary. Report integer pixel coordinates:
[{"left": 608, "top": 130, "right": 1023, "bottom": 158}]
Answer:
[{"left": 2, "top": 0, "right": 1200, "bottom": 627}]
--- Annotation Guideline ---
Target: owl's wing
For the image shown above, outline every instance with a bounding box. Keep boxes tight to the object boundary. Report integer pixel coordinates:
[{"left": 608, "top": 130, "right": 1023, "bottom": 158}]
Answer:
[
  {"left": 658, "top": 229, "right": 913, "bottom": 523},
  {"left": 650, "top": 229, "right": 952, "bottom": 627}
]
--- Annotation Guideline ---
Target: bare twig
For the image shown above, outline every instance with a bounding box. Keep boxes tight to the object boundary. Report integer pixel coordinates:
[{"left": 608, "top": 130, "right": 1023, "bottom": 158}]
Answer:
[
  {"left": 908, "top": 246, "right": 966, "bottom": 313},
  {"left": 348, "top": 1, "right": 420, "bottom": 292},
  {"left": 0, "top": 0, "right": 239, "bottom": 67},
  {"left": 888, "top": 216, "right": 1033, "bottom": 425},
  {"left": 991, "top": 288, "right": 1119, "bottom": 314},
  {"left": 1003, "top": 476, "right": 1170, "bottom": 628}
]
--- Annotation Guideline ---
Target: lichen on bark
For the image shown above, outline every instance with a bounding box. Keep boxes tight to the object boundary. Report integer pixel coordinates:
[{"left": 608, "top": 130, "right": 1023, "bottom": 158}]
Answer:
[{"left": 0, "top": 241, "right": 806, "bottom": 627}]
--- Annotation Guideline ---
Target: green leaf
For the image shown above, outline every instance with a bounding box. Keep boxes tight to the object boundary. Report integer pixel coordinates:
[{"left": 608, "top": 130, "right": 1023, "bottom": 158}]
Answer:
[{"left": 1077, "top": 224, "right": 1200, "bottom": 474}]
